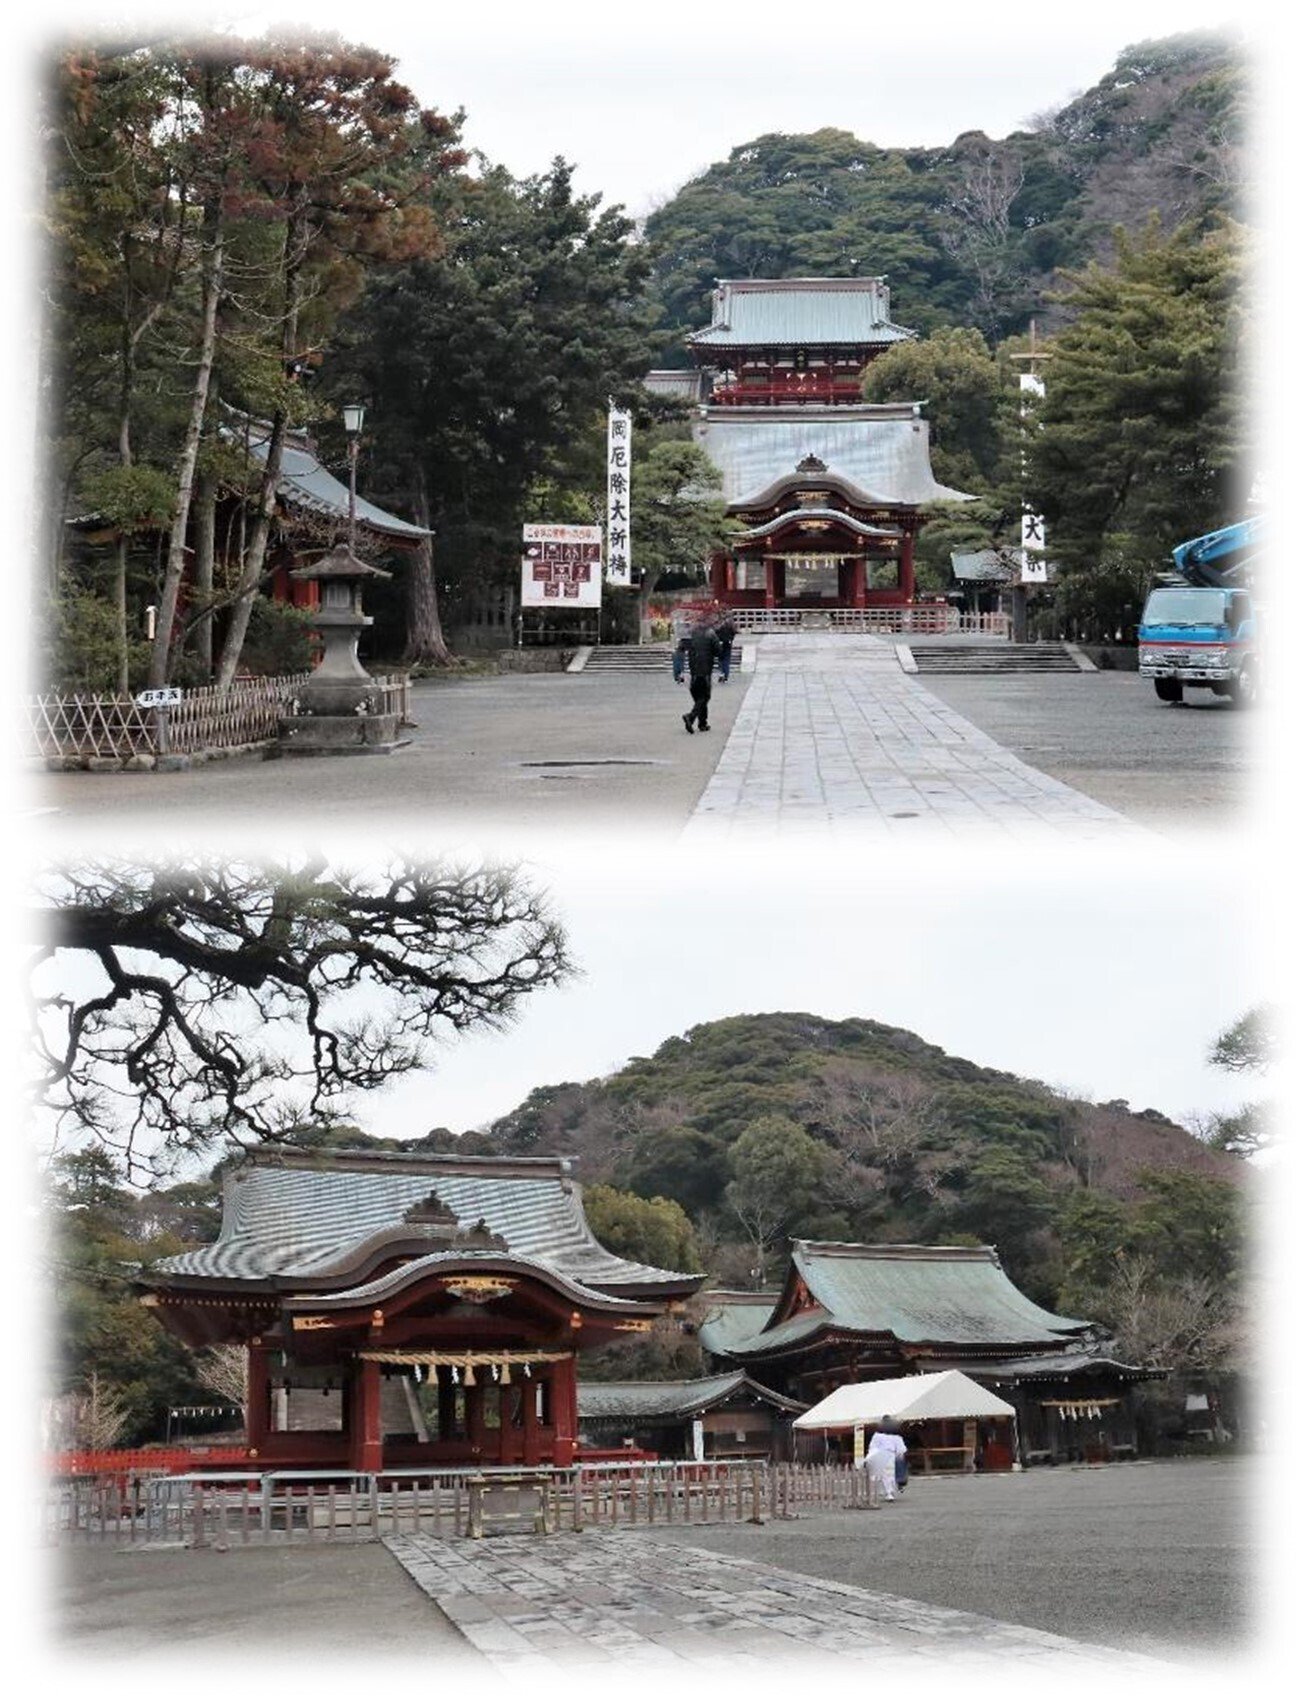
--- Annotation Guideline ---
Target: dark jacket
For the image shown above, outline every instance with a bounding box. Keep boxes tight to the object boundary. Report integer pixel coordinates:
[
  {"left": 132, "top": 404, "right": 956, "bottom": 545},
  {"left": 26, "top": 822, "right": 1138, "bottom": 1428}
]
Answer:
[
  {"left": 715, "top": 619, "right": 738, "bottom": 649},
  {"left": 673, "top": 627, "right": 722, "bottom": 682}
]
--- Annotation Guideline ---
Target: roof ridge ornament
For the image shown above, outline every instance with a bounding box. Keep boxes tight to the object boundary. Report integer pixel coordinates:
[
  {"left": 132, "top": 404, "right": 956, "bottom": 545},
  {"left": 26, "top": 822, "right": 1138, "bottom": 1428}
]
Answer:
[{"left": 796, "top": 454, "right": 828, "bottom": 475}]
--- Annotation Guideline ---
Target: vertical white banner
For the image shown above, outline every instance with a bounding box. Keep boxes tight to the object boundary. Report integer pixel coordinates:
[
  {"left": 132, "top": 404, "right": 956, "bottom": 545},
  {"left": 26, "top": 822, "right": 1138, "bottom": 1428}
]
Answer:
[
  {"left": 606, "top": 406, "right": 632, "bottom": 585},
  {"left": 1019, "top": 372, "right": 1049, "bottom": 583}
]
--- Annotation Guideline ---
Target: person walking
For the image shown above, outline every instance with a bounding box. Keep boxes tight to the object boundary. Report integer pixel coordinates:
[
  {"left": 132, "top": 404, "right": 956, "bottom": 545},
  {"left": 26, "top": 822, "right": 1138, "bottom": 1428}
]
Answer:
[
  {"left": 866, "top": 1417, "right": 907, "bottom": 1502},
  {"left": 715, "top": 614, "right": 738, "bottom": 682},
  {"left": 673, "top": 619, "right": 722, "bottom": 733}
]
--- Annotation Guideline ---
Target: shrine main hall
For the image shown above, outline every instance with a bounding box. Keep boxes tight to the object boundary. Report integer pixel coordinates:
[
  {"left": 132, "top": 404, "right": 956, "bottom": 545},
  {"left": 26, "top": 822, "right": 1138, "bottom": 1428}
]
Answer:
[{"left": 648, "top": 275, "right": 973, "bottom": 612}]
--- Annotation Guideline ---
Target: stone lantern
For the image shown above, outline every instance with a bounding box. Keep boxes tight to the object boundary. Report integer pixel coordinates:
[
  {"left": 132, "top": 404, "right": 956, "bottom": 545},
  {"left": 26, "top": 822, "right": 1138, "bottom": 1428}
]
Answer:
[{"left": 277, "top": 542, "right": 407, "bottom": 755}]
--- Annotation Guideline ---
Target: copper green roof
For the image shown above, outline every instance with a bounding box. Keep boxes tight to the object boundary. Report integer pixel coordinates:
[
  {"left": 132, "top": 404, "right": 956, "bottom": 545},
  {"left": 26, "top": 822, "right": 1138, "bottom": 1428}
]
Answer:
[
  {"left": 697, "top": 1291, "right": 779, "bottom": 1357},
  {"left": 692, "top": 406, "right": 974, "bottom": 509},
  {"left": 151, "top": 1148, "right": 704, "bottom": 1301},
  {"left": 577, "top": 1371, "right": 805, "bottom": 1421},
  {"left": 689, "top": 278, "right": 916, "bottom": 350},
  {"left": 715, "top": 1242, "right": 1093, "bottom": 1359}
]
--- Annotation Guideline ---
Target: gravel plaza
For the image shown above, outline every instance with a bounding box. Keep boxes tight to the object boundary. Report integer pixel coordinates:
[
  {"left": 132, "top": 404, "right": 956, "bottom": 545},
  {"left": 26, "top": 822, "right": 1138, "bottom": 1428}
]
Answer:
[
  {"left": 30, "top": 634, "right": 1256, "bottom": 842},
  {"left": 47, "top": 1458, "right": 1259, "bottom": 1672}
]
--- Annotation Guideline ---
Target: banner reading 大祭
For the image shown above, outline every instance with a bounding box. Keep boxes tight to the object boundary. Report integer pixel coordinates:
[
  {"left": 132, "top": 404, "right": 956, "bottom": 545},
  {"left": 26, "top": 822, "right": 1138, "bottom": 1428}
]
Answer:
[
  {"left": 606, "top": 407, "right": 632, "bottom": 585},
  {"left": 1019, "top": 372, "right": 1049, "bottom": 584},
  {"left": 520, "top": 524, "right": 604, "bottom": 608}
]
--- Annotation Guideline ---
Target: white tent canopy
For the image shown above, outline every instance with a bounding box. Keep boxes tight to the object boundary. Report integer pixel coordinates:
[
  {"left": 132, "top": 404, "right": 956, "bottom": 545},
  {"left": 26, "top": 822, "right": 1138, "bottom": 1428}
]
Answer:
[{"left": 793, "top": 1370, "right": 1016, "bottom": 1431}]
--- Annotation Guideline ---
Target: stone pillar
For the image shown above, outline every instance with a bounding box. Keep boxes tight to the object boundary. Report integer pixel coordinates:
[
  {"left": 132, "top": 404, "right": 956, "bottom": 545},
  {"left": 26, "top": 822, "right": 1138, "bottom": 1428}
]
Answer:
[{"left": 348, "top": 1357, "right": 383, "bottom": 1473}]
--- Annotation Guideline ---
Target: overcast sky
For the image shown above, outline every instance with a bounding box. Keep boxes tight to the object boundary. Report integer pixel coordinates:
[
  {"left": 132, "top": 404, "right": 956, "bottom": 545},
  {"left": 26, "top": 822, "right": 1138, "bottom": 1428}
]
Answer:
[
  {"left": 21, "top": 3, "right": 1271, "bottom": 220},
  {"left": 328, "top": 835, "right": 1271, "bottom": 1144}
]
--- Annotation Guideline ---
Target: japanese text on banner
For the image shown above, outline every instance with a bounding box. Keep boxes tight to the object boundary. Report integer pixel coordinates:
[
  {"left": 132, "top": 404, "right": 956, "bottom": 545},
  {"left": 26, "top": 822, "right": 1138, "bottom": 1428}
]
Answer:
[{"left": 606, "top": 407, "right": 632, "bottom": 585}]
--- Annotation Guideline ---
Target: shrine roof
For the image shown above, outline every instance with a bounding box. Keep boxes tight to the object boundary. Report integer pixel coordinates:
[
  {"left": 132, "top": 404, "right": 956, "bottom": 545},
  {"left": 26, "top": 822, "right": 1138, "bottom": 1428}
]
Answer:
[
  {"left": 697, "top": 1290, "right": 779, "bottom": 1357},
  {"left": 951, "top": 548, "right": 1018, "bottom": 583},
  {"left": 930, "top": 1349, "right": 1164, "bottom": 1384},
  {"left": 714, "top": 1242, "right": 1093, "bottom": 1359},
  {"left": 233, "top": 417, "right": 431, "bottom": 544},
  {"left": 734, "top": 509, "right": 901, "bottom": 543},
  {"left": 689, "top": 278, "right": 916, "bottom": 349},
  {"left": 692, "top": 406, "right": 975, "bottom": 509},
  {"left": 282, "top": 1247, "right": 658, "bottom": 1316},
  {"left": 578, "top": 1371, "right": 805, "bottom": 1421},
  {"left": 151, "top": 1149, "right": 703, "bottom": 1300}
]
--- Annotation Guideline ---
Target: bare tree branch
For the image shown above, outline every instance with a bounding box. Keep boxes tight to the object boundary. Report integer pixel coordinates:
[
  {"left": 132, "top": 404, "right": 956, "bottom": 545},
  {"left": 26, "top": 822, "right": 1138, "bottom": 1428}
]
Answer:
[{"left": 31, "top": 853, "right": 571, "bottom": 1177}]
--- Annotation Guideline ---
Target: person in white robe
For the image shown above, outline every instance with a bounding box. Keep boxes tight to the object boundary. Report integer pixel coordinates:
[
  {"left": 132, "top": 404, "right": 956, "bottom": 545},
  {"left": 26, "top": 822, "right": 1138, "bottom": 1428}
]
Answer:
[{"left": 866, "top": 1419, "right": 907, "bottom": 1501}]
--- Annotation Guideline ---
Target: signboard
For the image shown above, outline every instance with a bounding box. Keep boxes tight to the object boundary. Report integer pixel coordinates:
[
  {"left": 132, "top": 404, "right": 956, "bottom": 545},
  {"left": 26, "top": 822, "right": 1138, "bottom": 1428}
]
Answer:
[
  {"left": 691, "top": 1418, "right": 705, "bottom": 1462},
  {"left": 606, "top": 407, "right": 632, "bottom": 585},
  {"left": 853, "top": 1425, "right": 865, "bottom": 1470},
  {"left": 135, "top": 687, "right": 183, "bottom": 708},
  {"left": 520, "top": 524, "right": 603, "bottom": 608}
]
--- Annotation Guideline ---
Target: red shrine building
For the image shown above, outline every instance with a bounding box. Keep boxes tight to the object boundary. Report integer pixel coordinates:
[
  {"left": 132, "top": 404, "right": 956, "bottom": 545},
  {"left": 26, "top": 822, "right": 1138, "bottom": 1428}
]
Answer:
[
  {"left": 699, "top": 1242, "right": 1161, "bottom": 1466},
  {"left": 142, "top": 1149, "right": 704, "bottom": 1473},
  {"left": 652, "top": 277, "right": 972, "bottom": 612}
]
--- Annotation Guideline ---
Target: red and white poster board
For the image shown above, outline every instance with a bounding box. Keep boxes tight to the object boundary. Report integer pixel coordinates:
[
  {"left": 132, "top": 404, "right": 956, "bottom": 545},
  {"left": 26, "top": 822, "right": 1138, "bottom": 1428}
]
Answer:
[{"left": 521, "top": 524, "right": 603, "bottom": 608}]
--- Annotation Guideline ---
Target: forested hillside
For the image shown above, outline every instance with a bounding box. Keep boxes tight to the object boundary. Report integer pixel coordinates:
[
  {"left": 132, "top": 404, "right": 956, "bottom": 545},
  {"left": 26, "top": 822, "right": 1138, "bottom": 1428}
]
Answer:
[
  {"left": 643, "top": 31, "right": 1247, "bottom": 346},
  {"left": 49, "top": 1009, "right": 1252, "bottom": 1439}
]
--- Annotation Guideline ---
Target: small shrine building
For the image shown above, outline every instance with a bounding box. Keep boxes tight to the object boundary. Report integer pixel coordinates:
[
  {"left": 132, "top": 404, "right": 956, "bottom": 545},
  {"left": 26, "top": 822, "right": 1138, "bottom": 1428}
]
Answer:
[
  {"left": 699, "top": 1241, "right": 1160, "bottom": 1466},
  {"left": 664, "top": 278, "right": 973, "bottom": 611},
  {"left": 142, "top": 1149, "right": 704, "bottom": 1472},
  {"left": 577, "top": 1371, "right": 806, "bottom": 1462}
]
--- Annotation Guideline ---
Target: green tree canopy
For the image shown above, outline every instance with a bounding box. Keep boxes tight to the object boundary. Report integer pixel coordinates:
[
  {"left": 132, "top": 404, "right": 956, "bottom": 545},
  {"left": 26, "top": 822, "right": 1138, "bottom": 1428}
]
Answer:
[
  {"left": 1027, "top": 219, "right": 1247, "bottom": 574},
  {"left": 583, "top": 1184, "right": 703, "bottom": 1273}
]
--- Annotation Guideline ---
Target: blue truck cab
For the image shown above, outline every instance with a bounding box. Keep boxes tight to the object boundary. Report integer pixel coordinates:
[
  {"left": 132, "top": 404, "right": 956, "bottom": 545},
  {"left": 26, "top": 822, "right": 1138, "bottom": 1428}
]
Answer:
[{"left": 1137, "top": 519, "right": 1261, "bottom": 707}]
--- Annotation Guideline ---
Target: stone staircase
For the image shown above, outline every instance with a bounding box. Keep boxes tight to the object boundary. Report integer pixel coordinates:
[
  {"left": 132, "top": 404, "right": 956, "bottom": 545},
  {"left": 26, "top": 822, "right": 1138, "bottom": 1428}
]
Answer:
[
  {"left": 577, "top": 643, "right": 743, "bottom": 675},
  {"left": 906, "top": 642, "right": 1087, "bottom": 675}
]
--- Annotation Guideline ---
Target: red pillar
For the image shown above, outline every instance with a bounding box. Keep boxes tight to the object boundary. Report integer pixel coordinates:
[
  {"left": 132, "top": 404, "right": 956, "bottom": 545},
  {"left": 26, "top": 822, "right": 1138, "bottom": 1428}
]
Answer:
[
  {"left": 522, "top": 1378, "right": 540, "bottom": 1466},
  {"left": 709, "top": 553, "right": 728, "bottom": 600},
  {"left": 764, "top": 555, "right": 776, "bottom": 609},
  {"left": 467, "top": 1380, "right": 487, "bottom": 1460},
  {"left": 348, "top": 1357, "right": 383, "bottom": 1473},
  {"left": 900, "top": 532, "right": 916, "bottom": 603},
  {"left": 245, "top": 1342, "right": 270, "bottom": 1459},
  {"left": 498, "top": 1383, "right": 520, "bottom": 1465},
  {"left": 853, "top": 557, "right": 867, "bottom": 608},
  {"left": 552, "top": 1355, "right": 578, "bottom": 1466},
  {"left": 436, "top": 1367, "right": 456, "bottom": 1442}
]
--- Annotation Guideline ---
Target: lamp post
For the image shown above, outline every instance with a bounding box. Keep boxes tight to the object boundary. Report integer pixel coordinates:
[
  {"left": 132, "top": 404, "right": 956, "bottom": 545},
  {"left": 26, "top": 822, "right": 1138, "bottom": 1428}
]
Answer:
[{"left": 342, "top": 403, "right": 365, "bottom": 551}]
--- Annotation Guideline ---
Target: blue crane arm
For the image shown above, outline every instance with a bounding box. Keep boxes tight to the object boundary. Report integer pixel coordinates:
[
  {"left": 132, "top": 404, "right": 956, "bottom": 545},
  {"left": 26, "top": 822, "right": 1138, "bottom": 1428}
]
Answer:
[{"left": 1171, "top": 518, "right": 1261, "bottom": 586}]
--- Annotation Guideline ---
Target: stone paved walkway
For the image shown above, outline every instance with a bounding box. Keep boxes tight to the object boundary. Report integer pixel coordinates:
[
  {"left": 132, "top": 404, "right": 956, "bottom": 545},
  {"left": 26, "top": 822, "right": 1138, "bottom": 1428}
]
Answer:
[
  {"left": 385, "top": 1529, "right": 1168, "bottom": 1669},
  {"left": 684, "top": 634, "right": 1145, "bottom": 839}
]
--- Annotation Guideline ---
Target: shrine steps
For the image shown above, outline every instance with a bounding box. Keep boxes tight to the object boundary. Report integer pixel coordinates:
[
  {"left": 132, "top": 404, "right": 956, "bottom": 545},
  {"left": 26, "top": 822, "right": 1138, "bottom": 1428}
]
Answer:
[
  {"left": 578, "top": 644, "right": 742, "bottom": 675},
  {"left": 906, "top": 643, "right": 1087, "bottom": 675}
]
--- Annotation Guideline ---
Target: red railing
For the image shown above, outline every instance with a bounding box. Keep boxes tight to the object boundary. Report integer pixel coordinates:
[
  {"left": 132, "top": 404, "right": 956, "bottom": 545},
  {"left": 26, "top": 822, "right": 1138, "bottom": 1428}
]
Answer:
[
  {"left": 710, "top": 379, "right": 865, "bottom": 407},
  {"left": 48, "top": 1445, "right": 252, "bottom": 1478}
]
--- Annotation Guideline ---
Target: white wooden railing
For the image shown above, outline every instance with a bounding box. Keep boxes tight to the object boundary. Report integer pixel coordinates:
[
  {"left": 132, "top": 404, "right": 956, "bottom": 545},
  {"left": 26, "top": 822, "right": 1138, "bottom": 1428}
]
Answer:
[{"left": 726, "top": 608, "right": 1009, "bottom": 636}]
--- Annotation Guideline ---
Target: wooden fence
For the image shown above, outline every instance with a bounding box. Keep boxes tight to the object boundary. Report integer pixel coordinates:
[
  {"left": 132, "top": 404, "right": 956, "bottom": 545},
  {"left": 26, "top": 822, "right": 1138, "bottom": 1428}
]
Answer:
[
  {"left": 24, "top": 673, "right": 412, "bottom": 768},
  {"left": 42, "top": 1461, "right": 882, "bottom": 1549}
]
